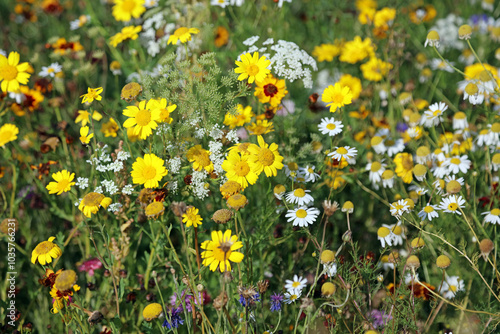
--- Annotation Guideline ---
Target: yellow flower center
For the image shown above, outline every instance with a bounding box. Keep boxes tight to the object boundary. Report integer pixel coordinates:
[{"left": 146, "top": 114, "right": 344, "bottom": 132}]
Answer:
[
  {"left": 57, "top": 179, "right": 70, "bottom": 191},
  {"left": 2, "top": 64, "right": 18, "bottom": 81},
  {"left": 332, "top": 91, "right": 345, "bottom": 104},
  {"left": 336, "top": 147, "right": 348, "bottom": 155},
  {"left": 142, "top": 165, "right": 157, "bottom": 180},
  {"left": 295, "top": 209, "right": 307, "bottom": 218},
  {"left": 447, "top": 203, "right": 458, "bottom": 211},
  {"left": 292, "top": 282, "right": 301, "bottom": 288},
  {"left": 145, "top": 202, "right": 164, "bottom": 217},
  {"left": 450, "top": 158, "right": 461, "bottom": 165},
  {"left": 293, "top": 188, "right": 306, "bottom": 198},
  {"left": 307, "top": 167, "right": 314, "bottom": 173},
  {"left": 174, "top": 27, "right": 189, "bottom": 37},
  {"left": 432, "top": 109, "right": 442, "bottom": 117},
  {"left": 377, "top": 227, "right": 390, "bottom": 238},
  {"left": 490, "top": 208, "right": 500, "bottom": 216},
  {"left": 401, "top": 156, "right": 413, "bottom": 170},
  {"left": 326, "top": 123, "right": 336, "bottom": 130},
  {"left": 287, "top": 162, "right": 298, "bottom": 171},
  {"left": 385, "top": 139, "right": 395, "bottom": 146},
  {"left": 465, "top": 83, "right": 478, "bottom": 95},
  {"left": 234, "top": 161, "right": 250, "bottom": 176},
  {"left": 392, "top": 225, "right": 402, "bottom": 235},
  {"left": 290, "top": 294, "right": 298, "bottom": 301},
  {"left": 34, "top": 240, "right": 55, "bottom": 255},
  {"left": 370, "top": 162, "right": 381, "bottom": 172},
  {"left": 121, "top": 0, "right": 138, "bottom": 12},
  {"left": 54, "top": 270, "right": 77, "bottom": 291},
  {"left": 247, "top": 64, "right": 260, "bottom": 76},
  {"left": 82, "top": 192, "right": 105, "bottom": 206},
  {"left": 424, "top": 206, "right": 434, "bottom": 213},
  {"left": 135, "top": 109, "right": 151, "bottom": 126},
  {"left": 213, "top": 241, "right": 233, "bottom": 262},
  {"left": 491, "top": 123, "right": 500, "bottom": 133},
  {"left": 450, "top": 285, "right": 457, "bottom": 292},
  {"left": 258, "top": 148, "right": 275, "bottom": 166}
]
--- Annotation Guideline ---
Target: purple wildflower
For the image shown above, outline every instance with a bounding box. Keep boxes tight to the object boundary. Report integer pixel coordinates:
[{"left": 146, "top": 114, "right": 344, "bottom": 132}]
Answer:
[
  {"left": 367, "top": 309, "right": 392, "bottom": 329},
  {"left": 239, "top": 292, "right": 260, "bottom": 307},
  {"left": 163, "top": 306, "right": 184, "bottom": 329},
  {"left": 78, "top": 258, "right": 103, "bottom": 276},
  {"left": 270, "top": 293, "right": 284, "bottom": 312}
]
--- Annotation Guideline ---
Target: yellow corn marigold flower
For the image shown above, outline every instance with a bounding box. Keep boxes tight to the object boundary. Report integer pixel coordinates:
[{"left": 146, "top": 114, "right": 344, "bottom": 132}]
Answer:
[
  {"left": 31, "top": 236, "right": 62, "bottom": 265},
  {"left": 360, "top": 57, "right": 393, "bottom": 82},
  {"left": 322, "top": 83, "right": 353, "bottom": 112},
  {"left": 46, "top": 170, "right": 76, "bottom": 195},
  {"left": 226, "top": 193, "right": 248, "bottom": 210},
  {"left": 123, "top": 99, "right": 161, "bottom": 140},
  {"left": 187, "top": 145, "right": 214, "bottom": 173},
  {"left": 131, "top": 153, "right": 168, "bottom": 189},
  {"left": 339, "top": 36, "right": 374, "bottom": 64},
  {"left": 145, "top": 201, "right": 165, "bottom": 219},
  {"left": 149, "top": 98, "right": 176, "bottom": 124},
  {"left": 143, "top": 303, "right": 163, "bottom": 321},
  {"left": 54, "top": 270, "right": 77, "bottom": 291},
  {"left": 79, "top": 126, "right": 93, "bottom": 145},
  {"left": 222, "top": 150, "right": 258, "bottom": 189},
  {"left": 167, "top": 27, "right": 200, "bottom": 45},
  {"left": 248, "top": 135, "right": 284, "bottom": 177},
  {"left": 112, "top": 0, "right": 145, "bottom": 22},
  {"left": 201, "top": 230, "right": 244, "bottom": 272},
  {"left": 110, "top": 25, "right": 142, "bottom": 47},
  {"left": 0, "top": 51, "right": 31, "bottom": 93},
  {"left": 224, "top": 104, "right": 254, "bottom": 129},
  {"left": 220, "top": 180, "right": 242, "bottom": 199},
  {"left": 80, "top": 87, "right": 103, "bottom": 104},
  {"left": 182, "top": 207, "right": 203, "bottom": 228},
  {"left": 312, "top": 43, "right": 341, "bottom": 62},
  {"left": 254, "top": 74, "right": 288, "bottom": 107},
  {"left": 75, "top": 110, "right": 103, "bottom": 126},
  {"left": 101, "top": 118, "right": 119, "bottom": 137},
  {"left": 246, "top": 119, "right": 274, "bottom": 135},
  {"left": 0, "top": 123, "right": 19, "bottom": 147},
  {"left": 78, "top": 192, "right": 113, "bottom": 218},
  {"left": 393, "top": 152, "right": 414, "bottom": 184},
  {"left": 338, "top": 74, "right": 362, "bottom": 100},
  {"left": 234, "top": 52, "right": 271, "bottom": 84},
  {"left": 373, "top": 7, "right": 396, "bottom": 29}
]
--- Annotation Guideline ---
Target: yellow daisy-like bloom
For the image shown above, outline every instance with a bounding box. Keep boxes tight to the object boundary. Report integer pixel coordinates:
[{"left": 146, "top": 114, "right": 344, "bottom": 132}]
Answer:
[
  {"left": 110, "top": 25, "right": 142, "bottom": 47},
  {"left": 0, "top": 123, "right": 19, "bottom": 147},
  {"left": 31, "top": 236, "right": 62, "bottom": 265},
  {"left": 312, "top": 43, "right": 341, "bottom": 62},
  {"left": 393, "top": 152, "right": 414, "bottom": 184},
  {"left": 123, "top": 99, "right": 161, "bottom": 140},
  {"left": 79, "top": 126, "right": 93, "bottom": 145},
  {"left": 75, "top": 110, "right": 103, "bottom": 126},
  {"left": 254, "top": 74, "right": 288, "bottom": 107},
  {"left": 46, "top": 170, "right": 76, "bottom": 195},
  {"left": 220, "top": 180, "right": 242, "bottom": 199},
  {"left": 145, "top": 201, "right": 165, "bottom": 219},
  {"left": 167, "top": 27, "right": 200, "bottom": 45},
  {"left": 112, "top": 0, "right": 145, "bottom": 22},
  {"left": 101, "top": 118, "right": 119, "bottom": 138},
  {"left": 339, "top": 36, "right": 374, "bottom": 64},
  {"left": 0, "top": 51, "right": 31, "bottom": 93},
  {"left": 234, "top": 52, "right": 271, "bottom": 84},
  {"left": 148, "top": 98, "right": 176, "bottom": 124},
  {"left": 143, "top": 303, "right": 163, "bottom": 321},
  {"left": 322, "top": 83, "right": 353, "bottom": 112},
  {"left": 201, "top": 230, "right": 244, "bottom": 272},
  {"left": 360, "top": 57, "right": 393, "bottom": 82},
  {"left": 80, "top": 87, "right": 103, "bottom": 104},
  {"left": 187, "top": 145, "right": 214, "bottom": 173},
  {"left": 78, "top": 192, "right": 113, "bottom": 218},
  {"left": 248, "top": 135, "right": 284, "bottom": 177},
  {"left": 337, "top": 74, "right": 362, "bottom": 100},
  {"left": 54, "top": 270, "right": 77, "bottom": 291},
  {"left": 246, "top": 119, "right": 274, "bottom": 135},
  {"left": 221, "top": 150, "right": 259, "bottom": 189},
  {"left": 131, "top": 153, "right": 168, "bottom": 189},
  {"left": 224, "top": 104, "right": 254, "bottom": 129},
  {"left": 182, "top": 207, "right": 203, "bottom": 228}
]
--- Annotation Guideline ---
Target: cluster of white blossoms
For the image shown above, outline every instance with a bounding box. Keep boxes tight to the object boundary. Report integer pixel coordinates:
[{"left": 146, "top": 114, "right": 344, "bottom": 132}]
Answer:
[
  {"left": 140, "top": 13, "right": 176, "bottom": 57},
  {"left": 283, "top": 274, "right": 306, "bottom": 304},
  {"left": 86, "top": 145, "right": 130, "bottom": 173}
]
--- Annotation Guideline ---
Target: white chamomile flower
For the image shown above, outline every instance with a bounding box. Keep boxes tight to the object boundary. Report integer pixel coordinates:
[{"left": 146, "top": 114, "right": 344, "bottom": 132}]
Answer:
[
  {"left": 284, "top": 290, "right": 301, "bottom": 304},
  {"left": 463, "top": 82, "right": 484, "bottom": 105},
  {"left": 380, "top": 254, "right": 394, "bottom": 271},
  {"left": 284, "top": 275, "right": 307, "bottom": 294},
  {"left": 405, "top": 272, "right": 420, "bottom": 285},
  {"left": 381, "top": 170, "right": 395, "bottom": 188},
  {"left": 301, "top": 165, "right": 320, "bottom": 183},
  {"left": 382, "top": 222, "right": 405, "bottom": 246},
  {"left": 385, "top": 138, "right": 405, "bottom": 157},
  {"left": 366, "top": 161, "right": 386, "bottom": 188},
  {"left": 439, "top": 195, "right": 465, "bottom": 215},
  {"left": 318, "top": 117, "right": 343, "bottom": 136},
  {"left": 418, "top": 204, "right": 439, "bottom": 221},
  {"left": 285, "top": 188, "right": 314, "bottom": 206},
  {"left": 371, "top": 136, "right": 386, "bottom": 155},
  {"left": 442, "top": 155, "right": 471, "bottom": 174},
  {"left": 39, "top": 63, "right": 62, "bottom": 78},
  {"left": 476, "top": 129, "right": 492, "bottom": 147},
  {"left": 377, "top": 226, "right": 393, "bottom": 248},
  {"left": 323, "top": 262, "right": 337, "bottom": 277},
  {"left": 421, "top": 102, "right": 448, "bottom": 127},
  {"left": 430, "top": 58, "right": 454, "bottom": 73},
  {"left": 482, "top": 208, "right": 500, "bottom": 224},
  {"left": 70, "top": 15, "right": 90, "bottom": 30},
  {"left": 389, "top": 199, "right": 410, "bottom": 218},
  {"left": 432, "top": 179, "right": 446, "bottom": 195},
  {"left": 285, "top": 207, "right": 320, "bottom": 227},
  {"left": 328, "top": 146, "right": 357, "bottom": 161},
  {"left": 452, "top": 112, "right": 469, "bottom": 130},
  {"left": 441, "top": 276, "right": 464, "bottom": 299},
  {"left": 445, "top": 175, "right": 464, "bottom": 185},
  {"left": 211, "top": 0, "right": 229, "bottom": 7}
]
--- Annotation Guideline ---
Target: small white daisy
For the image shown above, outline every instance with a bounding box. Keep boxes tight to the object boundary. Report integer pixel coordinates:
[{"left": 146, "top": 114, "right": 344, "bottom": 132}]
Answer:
[
  {"left": 285, "top": 207, "right": 320, "bottom": 227},
  {"left": 452, "top": 112, "right": 469, "bottom": 130},
  {"left": 476, "top": 129, "right": 492, "bottom": 147},
  {"left": 377, "top": 226, "right": 393, "bottom": 248},
  {"left": 284, "top": 275, "right": 307, "bottom": 294},
  {"left": 285, "top": 188, "right": 314, "bottom": 206},
  {"left": 301, "top": 165, "right": 320, "bottom": 183},
  {"left": 39, "top": 62, "right": 62, "bottom": 78},
  {"left": 328, "top": 146, "right": 357, "bottom": 161},
  {"left": 371, "top": 136, "right": 387, "bottom": 155},
  {"left": 284, "top": 290, "right": 301, "bottom": 304},
  {"left": 366, "top": 161, "right": 386, "bottom": 187},
  {"left": 441, "top": 155, "right": 471, "bottom": 174},
  {"left": 318, "top": 117, "right": 343, "bottom": 136},
  {"left": 211, "top": 0, "right": 229, "bottom": 7},
  {"left": 385, "top": 138, "right": 405, "bottom": 157},
  {"left": 418, "top": 204, "right": 439, "bottom": 221},
  {"left": 421, "top": 102, "right": 448, "bottom": 127},
  {"left": 389, "top": 199, "right": 410, "bottom": 218},
  {"left": 482, "top": 208, "right": 500, "bottom": 224},
  {"left": 323, "top": 262, "right": 337, "bottom": 277},
  {"left": 432, "top": 179, "right": 446, "bottom": 195},
  {"left": 382, "top": 222, "right": 405, "bottom": 246},
  {"left": 380, "top": 254, "right": 394, "bottom": 271},
  {"left": 405, "top": 272, "right": 420, "bottom": 285},
  {"left": 69, "top": 15, "right": 90, "bottom": 30},
  {"left": 381, "top": 170, "right": 395, "bottom": 188},
  {"left": 439, "top": 195, "right": 466, "bottom": 215},
  {"left": 430, "top": 58, "right": 454, "bottom": 73},
  {"left": 441, "top": 276, "right": 464, "bottom": 299}
]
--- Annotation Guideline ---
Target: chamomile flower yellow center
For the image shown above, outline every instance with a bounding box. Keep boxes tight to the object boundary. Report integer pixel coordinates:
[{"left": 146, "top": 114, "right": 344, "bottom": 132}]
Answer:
[
  {"left": 424, "top": 205, "right": 435, "bottom": 213},
  {"left": 450, "top": 158, "right": 461, "bottom": 165},
  {"left": 377, "top": 226, "right": 390, "bottom": 238},
  {"left": 392, "top": 225, "right": 402, "bottom": 235},
  {"left": 336, "top": 147, "right": 348, "bottom": 155},
  {"left": 370, "top": 161, "right": 382, "bottom": 172},
  {"left": 293, "top": 189, "right": 306, "bottom": 197},
  {"left": 448, "top": 203, "right": 458, "bottom": 211},
  {"left": 490, "top": 208, "right": 500, "bottom": 216},
  {"left": 295, "top": 209, "right": 307, "bottom": 218},
  {"left": 326, "top": 123, "right": 336, "bottom": 130},
  {"left": 54, "top": 270, "right": 77, "bottom": 291},
  {"left": 292, "top": 282, "right": 301, "bottom": 288}
]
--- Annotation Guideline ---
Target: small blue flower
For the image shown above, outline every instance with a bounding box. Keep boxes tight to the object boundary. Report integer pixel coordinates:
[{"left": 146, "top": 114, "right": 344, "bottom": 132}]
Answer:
[
  {"left": 163, "top": 307, "right": 184, "bottom": 329},
  {"left": 270, "top": 293, "right": 284, "bottom": 312}
]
